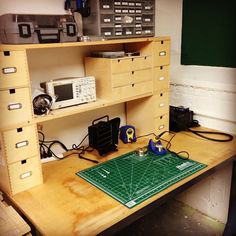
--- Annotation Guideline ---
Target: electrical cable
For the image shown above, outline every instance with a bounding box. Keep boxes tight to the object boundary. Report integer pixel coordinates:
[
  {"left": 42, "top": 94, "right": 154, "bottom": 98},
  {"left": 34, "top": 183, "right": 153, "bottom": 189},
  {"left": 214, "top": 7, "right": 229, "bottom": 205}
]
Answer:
[
  {"left": 187, "top": 128, "right": 233, "bottom": 142},
  {"left": 136, "top": 130, "right": 189, "bottom": 160},
  {"left": 38, "top": 131, "right": 98, "bottom": 163}
]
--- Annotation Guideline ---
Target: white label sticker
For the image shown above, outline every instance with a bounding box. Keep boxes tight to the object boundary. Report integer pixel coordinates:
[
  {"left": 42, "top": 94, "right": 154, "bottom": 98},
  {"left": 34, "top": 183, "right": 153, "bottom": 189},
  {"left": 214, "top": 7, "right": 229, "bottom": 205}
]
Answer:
[
  {"left": 8, "top": 103, "right": 22, "bottom": 110},
  {"left": 159, "top": 51, "right": 166, "bottom": 56},
  {"left": 16, "top": 140, "right": 29, "bottom": 148},
  {"left": 159, "top": 76, "right": 165, "bottom": 81},
  {"left": 2, "top": 67, "right": 17, "bottom": 74},
  {"left": 104, "top": 32, "right": 111, "bottom": 36},
  {"left": 20, "top": 171, "right": 32, "bottom": 179}
]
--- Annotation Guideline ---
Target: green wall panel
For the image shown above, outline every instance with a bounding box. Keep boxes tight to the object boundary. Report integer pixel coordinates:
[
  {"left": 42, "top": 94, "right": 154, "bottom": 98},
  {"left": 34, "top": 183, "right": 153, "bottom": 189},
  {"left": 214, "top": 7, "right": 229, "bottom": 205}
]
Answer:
[{"left": 181, "top": 0, "right": 236, "bottom": 68}]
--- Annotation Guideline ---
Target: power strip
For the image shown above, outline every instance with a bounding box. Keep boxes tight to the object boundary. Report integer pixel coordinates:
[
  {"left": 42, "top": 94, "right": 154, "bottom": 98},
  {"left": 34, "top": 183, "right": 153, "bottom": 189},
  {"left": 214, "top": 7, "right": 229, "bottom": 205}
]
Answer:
[{"left": 40, "top": 154, "right": 63, "bottom": 163}]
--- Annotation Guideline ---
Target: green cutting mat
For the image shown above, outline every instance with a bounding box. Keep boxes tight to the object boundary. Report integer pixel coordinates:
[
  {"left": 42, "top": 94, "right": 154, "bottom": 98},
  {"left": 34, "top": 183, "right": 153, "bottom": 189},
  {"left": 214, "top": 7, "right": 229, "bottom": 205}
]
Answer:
[{"left": 77, "top": 150, "right": 207, "bottom": 208}]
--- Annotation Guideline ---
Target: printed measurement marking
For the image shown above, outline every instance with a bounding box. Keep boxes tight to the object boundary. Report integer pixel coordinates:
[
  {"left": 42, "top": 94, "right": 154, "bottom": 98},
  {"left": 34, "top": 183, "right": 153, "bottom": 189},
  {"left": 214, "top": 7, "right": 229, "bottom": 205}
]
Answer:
[
  {"left": 97, "top": 171, "right": 106, "bottom": 178},
  {"left": 102, "top": 168, "right": 110, "bottom": 174}
]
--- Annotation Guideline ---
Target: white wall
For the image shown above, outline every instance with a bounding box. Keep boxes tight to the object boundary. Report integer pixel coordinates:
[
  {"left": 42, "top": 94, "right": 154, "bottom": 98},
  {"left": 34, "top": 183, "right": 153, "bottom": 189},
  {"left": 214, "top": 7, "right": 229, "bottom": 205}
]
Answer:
[
  {"left": 0, "top": 0, "right": 67, "bottom": 15},
  {"left": 156, "top": 0, "right": 235, "bottom": 223},
  {"left": 156, "top": 0, "right": 236, "bottom": 135}
]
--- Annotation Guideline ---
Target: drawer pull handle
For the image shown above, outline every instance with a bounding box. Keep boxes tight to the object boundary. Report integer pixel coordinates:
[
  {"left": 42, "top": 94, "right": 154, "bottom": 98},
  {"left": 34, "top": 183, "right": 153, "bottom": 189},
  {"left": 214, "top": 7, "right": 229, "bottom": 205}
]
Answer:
[
  {"left": 2, "top": 67, "right": 17, "bottom": 74},
  {"left": 159, "top": 103, "right": 165, "bottom": 107},
  {"left": 16, "top": 140, "right": 29, "bottom": 148},
  {"left": 20, "top": 171, "right": 32, "bottom": 179},
  {"left": 159, "top": 125, "right": 165, "bottom": 130},
  {"left": 159, "top": 76, "right": 165, "bottom": 81},
  {"left": 159, "top": 51, "right": 166, "bottom": 56},
  {"left": 8, "top": 103, "right": 22, "bottom": 110}
]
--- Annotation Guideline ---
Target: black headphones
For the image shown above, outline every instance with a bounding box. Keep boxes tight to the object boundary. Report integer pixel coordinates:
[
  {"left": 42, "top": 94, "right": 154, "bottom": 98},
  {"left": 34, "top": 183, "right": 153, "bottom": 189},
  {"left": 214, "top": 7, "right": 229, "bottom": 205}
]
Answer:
[{"left": 33, "top": 94, "right": 53, "bottom": 115}]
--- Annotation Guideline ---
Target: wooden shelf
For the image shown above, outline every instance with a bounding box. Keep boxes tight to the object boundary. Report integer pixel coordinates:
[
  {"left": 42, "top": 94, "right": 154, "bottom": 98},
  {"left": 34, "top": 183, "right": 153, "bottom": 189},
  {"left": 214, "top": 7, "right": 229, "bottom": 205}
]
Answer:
[
  {"left": 34, "top": 92, "right": 153, "bottom": 123},
  {"left": 0, "top": 36, "right": 169, "bottom": 51},
  {"left": 0, "top": 36, "right": 171, "bottom": 196}
]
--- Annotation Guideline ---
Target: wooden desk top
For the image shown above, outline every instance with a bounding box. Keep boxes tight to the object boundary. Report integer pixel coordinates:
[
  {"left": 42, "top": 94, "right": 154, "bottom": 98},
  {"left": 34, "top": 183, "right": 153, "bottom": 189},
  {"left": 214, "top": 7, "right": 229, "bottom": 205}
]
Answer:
[{"left": 9, "top": 130, "right": 236, "bottom": 235}]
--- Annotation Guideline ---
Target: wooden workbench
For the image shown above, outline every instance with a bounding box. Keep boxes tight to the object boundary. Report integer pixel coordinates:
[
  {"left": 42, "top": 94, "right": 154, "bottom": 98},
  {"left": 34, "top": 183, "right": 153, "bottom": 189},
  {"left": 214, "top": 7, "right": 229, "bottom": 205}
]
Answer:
[{"left": 4, "top": 129, "right": 236, "bottom": 235}]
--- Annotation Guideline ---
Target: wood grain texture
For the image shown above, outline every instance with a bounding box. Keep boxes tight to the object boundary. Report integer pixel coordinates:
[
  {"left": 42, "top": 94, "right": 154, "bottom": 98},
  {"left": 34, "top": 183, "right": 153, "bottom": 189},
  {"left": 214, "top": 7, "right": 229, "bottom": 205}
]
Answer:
[{"left": 8, "top": 129, "right": 236, "bottom": 235}]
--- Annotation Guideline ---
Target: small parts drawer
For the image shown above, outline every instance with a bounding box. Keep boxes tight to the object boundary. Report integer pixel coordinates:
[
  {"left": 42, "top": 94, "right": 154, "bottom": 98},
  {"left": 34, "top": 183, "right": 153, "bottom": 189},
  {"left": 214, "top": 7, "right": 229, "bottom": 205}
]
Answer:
[
  {"left": 0, "top": 50, "right": 29, "bottom": 90},
  {"left": 112, "top": 80, "right": 152, "bottom": 99},
  {"left": 0, "top": 87, "right": 32, "bottom": 129},
  {"left": 8, "top": 156, "right": 43, "bottom": 195},
  {"left": 154, "top": 113, "right": 169, "bottom": 136},
  {"left": 153, "top": 66, "right": 170, "bottom": 91},
  {"left": 153, "top": 40, "right": 170, "bottom": 66},
  {"left": 111, "top": 56, "right": 152, "bottom": 73},
  {"left": 100, "top": 0, "right": 113, "bottom": 11},
  {"left": 101, "top": 14, "right": 114, "bottom": 25},
  {"left": 153, "top": 92, "right": 169, "bottom": 117},
  {"left": 112, "top": 68, "right": 152, "bottom": 87},
  {"left": 1, "top": 125, "right": 38, "bottom": 164}
]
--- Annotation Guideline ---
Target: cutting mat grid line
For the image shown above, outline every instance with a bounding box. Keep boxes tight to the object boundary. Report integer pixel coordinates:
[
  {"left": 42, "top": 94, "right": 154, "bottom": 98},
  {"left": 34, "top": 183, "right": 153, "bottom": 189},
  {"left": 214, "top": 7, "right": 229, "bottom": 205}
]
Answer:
[{"left": 77, "top": 150, "right": 207, "bottom": 208}]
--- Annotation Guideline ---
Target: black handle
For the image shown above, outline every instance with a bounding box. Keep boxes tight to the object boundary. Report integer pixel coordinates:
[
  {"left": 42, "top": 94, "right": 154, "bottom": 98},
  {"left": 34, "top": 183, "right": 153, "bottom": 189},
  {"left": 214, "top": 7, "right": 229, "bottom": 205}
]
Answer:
[{"left": 92, "top": 115, "right": 109, "bottom": 125}]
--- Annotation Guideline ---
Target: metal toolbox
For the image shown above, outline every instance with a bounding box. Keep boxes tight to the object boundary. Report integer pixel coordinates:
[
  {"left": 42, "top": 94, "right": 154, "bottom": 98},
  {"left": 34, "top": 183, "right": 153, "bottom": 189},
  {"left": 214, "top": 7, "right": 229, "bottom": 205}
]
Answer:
[{"left": 0, "top": 14, "right": 78, "bottom": 44}]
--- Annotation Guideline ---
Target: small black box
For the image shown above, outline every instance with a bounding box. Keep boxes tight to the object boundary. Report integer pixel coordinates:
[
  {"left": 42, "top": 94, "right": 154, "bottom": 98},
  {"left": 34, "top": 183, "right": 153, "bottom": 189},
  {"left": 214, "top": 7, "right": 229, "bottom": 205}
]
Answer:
[
  {"left": 88, "top": 116, "right": 120, "bottom": 156},
  {"left": 170, "top": 106, "right": 194, "bottom": 132}
]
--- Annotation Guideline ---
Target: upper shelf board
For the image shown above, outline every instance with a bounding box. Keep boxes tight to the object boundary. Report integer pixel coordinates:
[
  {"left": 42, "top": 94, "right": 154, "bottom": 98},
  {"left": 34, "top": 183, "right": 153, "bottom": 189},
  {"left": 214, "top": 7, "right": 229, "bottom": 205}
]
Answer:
[{"left": 0, "top": 37, "right": 170, "bottom": 51}]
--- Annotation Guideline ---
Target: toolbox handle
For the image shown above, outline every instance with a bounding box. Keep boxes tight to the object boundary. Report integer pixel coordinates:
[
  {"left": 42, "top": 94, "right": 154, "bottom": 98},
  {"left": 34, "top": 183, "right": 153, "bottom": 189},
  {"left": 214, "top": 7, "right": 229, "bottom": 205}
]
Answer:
[
  {"left": 18, "top": 24, "right": 31, "bottom": 38},
  {"left": 92, "top": 115, "right": 109, "bottom": 125},
  {"left": 35, "top": 30, "right": 61, "bottom": 43}
]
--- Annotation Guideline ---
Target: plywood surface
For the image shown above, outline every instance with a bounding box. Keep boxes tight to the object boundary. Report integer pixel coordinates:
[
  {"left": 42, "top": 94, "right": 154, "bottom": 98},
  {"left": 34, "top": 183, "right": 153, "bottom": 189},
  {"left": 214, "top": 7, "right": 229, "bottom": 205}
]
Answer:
[
  {"left": 8, "top": 129, "right": 236, "bottom": 235},
  {"left": 0, "top": 194, "right": 31, "bottom": 236}
]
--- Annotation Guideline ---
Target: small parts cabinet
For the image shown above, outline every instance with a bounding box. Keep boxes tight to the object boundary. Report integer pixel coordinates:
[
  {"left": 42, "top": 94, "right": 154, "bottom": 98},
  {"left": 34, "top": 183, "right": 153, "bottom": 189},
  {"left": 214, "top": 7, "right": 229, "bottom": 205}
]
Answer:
[
  {"left": 126, "top": 38, "right": 170, "bottom": 136},
  {"left": 0, "top": 49, "right": 42, "bottom": 195}
]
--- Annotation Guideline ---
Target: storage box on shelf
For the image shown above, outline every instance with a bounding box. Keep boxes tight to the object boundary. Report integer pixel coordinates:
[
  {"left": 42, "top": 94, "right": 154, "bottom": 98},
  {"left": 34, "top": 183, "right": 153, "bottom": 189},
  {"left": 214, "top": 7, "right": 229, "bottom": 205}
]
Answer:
[
  {"left": 84, "top": 55, "right": 153, "bottom": 100},
  {"left": 0, "top": 49, "right": 43, "bottom": 195},
  {"left": 0, "top": 36, "right": 170, "bottom": 196}
]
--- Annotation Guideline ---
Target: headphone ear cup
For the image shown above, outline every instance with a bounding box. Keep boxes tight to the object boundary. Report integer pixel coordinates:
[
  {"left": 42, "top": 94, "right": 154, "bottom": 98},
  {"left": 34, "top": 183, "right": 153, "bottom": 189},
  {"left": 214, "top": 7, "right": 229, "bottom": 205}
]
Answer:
[{"left": 33, "top": 94, "right": 52, "bottom": 115}]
